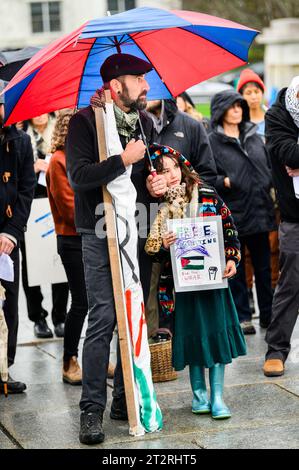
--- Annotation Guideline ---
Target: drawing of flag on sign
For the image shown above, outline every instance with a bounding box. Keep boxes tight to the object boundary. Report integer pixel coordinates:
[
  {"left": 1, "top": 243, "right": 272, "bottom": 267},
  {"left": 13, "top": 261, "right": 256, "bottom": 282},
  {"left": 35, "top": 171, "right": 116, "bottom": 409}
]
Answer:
[{"left": 181, "top": 255, "right": 205, "bottom": 270}]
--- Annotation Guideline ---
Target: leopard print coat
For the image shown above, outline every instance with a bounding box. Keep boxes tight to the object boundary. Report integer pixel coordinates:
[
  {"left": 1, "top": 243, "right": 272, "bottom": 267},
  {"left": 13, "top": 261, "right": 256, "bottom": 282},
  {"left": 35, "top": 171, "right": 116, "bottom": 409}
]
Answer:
[{"left": 145, "top": 183, "right": 241, "bottom": 266}]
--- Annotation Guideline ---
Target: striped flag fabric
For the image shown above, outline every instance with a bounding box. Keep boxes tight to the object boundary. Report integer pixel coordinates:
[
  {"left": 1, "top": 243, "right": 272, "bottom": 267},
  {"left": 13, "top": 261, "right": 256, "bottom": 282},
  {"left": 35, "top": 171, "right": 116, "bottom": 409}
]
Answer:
[{"left": 181, "top": 255, "right": 205, "bottom": 270}]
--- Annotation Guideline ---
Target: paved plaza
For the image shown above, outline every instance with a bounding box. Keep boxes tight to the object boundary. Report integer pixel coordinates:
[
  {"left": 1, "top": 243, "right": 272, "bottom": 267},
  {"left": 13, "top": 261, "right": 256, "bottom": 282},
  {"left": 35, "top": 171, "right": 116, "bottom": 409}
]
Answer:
[{"left": 0, "top": 285, "right": 299, "bottom": 449}]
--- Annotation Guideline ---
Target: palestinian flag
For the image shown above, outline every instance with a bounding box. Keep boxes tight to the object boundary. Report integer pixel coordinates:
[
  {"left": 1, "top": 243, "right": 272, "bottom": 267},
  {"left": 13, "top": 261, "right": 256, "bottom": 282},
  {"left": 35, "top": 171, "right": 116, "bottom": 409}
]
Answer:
[{"left": 181, "top": 255, "right": 205, "bottom": 270}]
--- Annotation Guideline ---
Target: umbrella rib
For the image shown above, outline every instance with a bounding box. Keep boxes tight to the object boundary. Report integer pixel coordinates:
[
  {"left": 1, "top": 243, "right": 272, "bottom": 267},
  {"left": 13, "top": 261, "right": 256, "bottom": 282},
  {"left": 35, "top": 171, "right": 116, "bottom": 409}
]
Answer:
[
  {"left": 72, "top": 35, "right": 134, "bottom": 56},
  {"left": 128, "top": 34, "right": 174, "bottom": 98},
  {"left": 117, "top": 34, "right": 127, "bottom": 45},
  {"left": 89, "top": 46, "right": 118, "bottom": 55},
  {"left": 130, "top": 30, "right": 164, "bottom": 41},
  {"left": 76, "top": 37, "right": 97, "bottom": 108},
  {"left": 130, "top": 27, "right": 187, "bottom": 41},
  {"left": 88, "top": 42, "right": 134, "bottom": 56},
  {"left": 61, "top": 48, "right": 95, "bottom": 53}
]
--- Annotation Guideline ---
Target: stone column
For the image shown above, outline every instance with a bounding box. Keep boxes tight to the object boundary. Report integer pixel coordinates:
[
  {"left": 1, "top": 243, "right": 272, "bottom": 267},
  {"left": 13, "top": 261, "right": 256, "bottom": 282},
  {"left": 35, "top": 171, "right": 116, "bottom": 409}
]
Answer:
[{"left": 257, "top": 18, "right": 299, "bottom": 98}]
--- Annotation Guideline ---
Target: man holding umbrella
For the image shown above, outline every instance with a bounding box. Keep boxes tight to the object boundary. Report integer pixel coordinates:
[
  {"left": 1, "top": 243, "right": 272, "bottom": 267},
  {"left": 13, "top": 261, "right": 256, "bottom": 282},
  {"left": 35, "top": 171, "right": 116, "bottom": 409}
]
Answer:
[
  {"left": 66, "top": 53, "right": 166, "bottom": 445},
  {"left": 0, "top": 79, "right": 35, "bottom": 394}
]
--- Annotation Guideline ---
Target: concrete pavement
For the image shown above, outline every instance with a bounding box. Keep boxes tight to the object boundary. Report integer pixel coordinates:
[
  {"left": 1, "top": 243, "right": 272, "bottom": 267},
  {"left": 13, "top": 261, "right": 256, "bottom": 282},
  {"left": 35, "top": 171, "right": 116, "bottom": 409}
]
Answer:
[{"left": 0, "top": 284, "right": 299, "bottom": 449}]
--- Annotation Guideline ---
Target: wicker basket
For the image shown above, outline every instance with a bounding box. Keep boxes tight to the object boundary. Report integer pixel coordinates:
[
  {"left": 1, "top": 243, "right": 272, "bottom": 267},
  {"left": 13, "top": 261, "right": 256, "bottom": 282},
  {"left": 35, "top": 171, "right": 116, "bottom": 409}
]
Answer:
[{"left": 149, "top": 340, "right": 178, "bottom": 383}]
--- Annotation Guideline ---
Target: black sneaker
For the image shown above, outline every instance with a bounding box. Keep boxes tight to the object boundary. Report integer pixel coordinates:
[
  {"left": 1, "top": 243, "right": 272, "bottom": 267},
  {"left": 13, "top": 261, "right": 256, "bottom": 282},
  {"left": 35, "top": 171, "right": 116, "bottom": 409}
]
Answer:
[
  {"left": 79, "top": 411, "right": 105, "bottom": 445},
  {"left": 0, "top": 374, "right": 26, "bottom": 394},
  {"left": 110, "top": 395, "right": 128, "bottom": 421},
  {"left": 240, "top": 320, "right": 256, "bottom": 335},
  {"left": 54, "top": 322, "right": 65, "bottom": 337},
  {"left": 34, "top": 318, "right": 53, "bottom": 339}
]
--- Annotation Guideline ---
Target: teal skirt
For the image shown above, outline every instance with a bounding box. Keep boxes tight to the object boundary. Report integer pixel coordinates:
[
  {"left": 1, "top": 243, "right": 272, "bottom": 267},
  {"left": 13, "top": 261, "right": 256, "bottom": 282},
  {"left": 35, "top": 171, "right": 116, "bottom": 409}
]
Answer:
[{"left": 173, "top": 287, "right": 247, "bottom": 370}]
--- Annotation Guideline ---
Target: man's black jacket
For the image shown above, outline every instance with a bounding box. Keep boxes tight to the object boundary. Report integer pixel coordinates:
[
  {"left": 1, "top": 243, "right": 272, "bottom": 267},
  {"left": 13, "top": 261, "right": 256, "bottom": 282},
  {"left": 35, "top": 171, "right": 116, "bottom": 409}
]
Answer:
[
  {"left": 265, "top": 88, "right": 299, "bottom": 223},
  {"left": 0, "top": 125, "right": 35, "bottom": 241},
  {"left": 66, "top": 106, "right": 155, "bottom": 232},
  {"left": 209, "top": 90, "right": 276, "bottom": 237}
]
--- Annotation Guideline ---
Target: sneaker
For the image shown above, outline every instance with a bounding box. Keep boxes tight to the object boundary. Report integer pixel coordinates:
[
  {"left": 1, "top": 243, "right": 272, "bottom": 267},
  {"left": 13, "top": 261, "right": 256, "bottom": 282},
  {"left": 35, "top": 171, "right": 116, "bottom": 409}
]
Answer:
[
  {"left": 0, "top": 374, "right": 26, "bottom": 394},
  {"left": 54, "top": 322, "right": 65, "bottom": 338},
  {"left": 240, "top": 320, "right": 256, "bottom": 335},
  {"left": 263, "top": 359, "right": 284, "bottom": 377},
  {"left": 63, "top": 356, "right": 82, "bottom": 385},
  {"left": 79, "top": 410, "right": 105, "bottom": 445},
  {"left": 110, "top": 395, "right": 128, "bottom": 421},
  {"left": 34, "top": 318, "right": 53, "bottom": 339}
]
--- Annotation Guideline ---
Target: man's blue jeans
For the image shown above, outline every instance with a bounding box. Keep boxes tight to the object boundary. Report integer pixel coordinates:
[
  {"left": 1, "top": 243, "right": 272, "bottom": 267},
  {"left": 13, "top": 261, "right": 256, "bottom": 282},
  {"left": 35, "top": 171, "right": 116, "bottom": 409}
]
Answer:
[{"left": 79, "top": 233, "right": 124, "bottom": 412}]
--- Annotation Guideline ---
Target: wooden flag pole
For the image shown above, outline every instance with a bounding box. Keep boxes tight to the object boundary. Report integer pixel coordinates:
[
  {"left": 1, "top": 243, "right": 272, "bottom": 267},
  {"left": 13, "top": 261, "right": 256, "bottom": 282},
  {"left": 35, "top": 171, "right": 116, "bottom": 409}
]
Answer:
[{"left": 94, "top": 95, "right": 140, "bottom": 435}]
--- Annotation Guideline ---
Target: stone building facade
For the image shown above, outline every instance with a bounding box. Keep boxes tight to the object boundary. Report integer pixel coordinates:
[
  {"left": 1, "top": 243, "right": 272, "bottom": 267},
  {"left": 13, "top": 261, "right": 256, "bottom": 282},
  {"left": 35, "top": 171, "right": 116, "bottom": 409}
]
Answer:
[{"left": 0, "top": 0, "right": 182, "bottom": 50}]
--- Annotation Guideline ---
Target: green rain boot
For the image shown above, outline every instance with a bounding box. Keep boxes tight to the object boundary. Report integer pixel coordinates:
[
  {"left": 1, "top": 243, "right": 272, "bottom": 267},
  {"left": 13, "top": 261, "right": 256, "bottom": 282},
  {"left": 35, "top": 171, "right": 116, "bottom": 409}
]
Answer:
[
  {"left": 209, "top": 363, "right": 231, "bottom": 419},
  {"left": 189, "top": 365, "right": 211, "bottom": 414}
]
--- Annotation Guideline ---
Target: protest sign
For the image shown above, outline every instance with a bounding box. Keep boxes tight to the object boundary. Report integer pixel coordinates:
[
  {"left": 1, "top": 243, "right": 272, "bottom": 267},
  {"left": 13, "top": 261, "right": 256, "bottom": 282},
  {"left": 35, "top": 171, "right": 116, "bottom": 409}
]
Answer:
[
  {"left": 24, "top": 198, "right": 67, "bottom": 286},
  {"left": 168, "top": 215, "right": 227, "bottom": 292}
]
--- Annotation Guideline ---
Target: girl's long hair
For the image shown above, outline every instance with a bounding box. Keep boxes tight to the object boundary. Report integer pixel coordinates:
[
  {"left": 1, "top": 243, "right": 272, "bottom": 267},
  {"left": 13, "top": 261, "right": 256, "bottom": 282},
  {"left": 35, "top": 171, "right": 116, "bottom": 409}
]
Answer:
[
  {"left": 51, "top": 108, "right": 76, "bottom": 153},
  {"left": 152, "top": 155, "right": 202, "bottom": 201}
]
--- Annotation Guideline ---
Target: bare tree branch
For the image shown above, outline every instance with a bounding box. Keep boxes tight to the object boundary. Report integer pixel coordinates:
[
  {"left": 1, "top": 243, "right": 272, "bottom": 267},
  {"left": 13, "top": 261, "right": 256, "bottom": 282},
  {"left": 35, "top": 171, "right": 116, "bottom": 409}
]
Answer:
[{"left": 183, "top": 0, "right": 299, "bottom": 29}]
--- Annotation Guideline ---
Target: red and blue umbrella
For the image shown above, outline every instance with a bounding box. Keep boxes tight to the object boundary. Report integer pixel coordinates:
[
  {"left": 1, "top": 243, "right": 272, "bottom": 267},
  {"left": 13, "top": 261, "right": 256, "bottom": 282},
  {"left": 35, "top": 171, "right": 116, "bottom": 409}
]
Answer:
[{"left": 2, "top": 7, "right": 258, "bottom": 125}]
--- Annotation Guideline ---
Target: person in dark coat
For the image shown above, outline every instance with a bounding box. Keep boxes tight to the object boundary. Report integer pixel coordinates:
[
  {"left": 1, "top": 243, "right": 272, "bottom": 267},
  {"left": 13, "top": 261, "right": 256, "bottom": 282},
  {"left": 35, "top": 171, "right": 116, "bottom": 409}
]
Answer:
[
  {"left": 0, "top": 79, "right": 35, "bottom": 394},
  {"left": 66, "top": 54, "right": 167, "bottom": 445},
  {"left": 208, "top": 89, "right": 276, "bottom": 335},
  {"left": 21, "top": 113, "right": 69, "bottom": 339},
  {"left": 263, "top": 76, "right": 299, "bottom": 377},
  {"left": 146, "top": 99, "right": 217, "bottom": 186}
]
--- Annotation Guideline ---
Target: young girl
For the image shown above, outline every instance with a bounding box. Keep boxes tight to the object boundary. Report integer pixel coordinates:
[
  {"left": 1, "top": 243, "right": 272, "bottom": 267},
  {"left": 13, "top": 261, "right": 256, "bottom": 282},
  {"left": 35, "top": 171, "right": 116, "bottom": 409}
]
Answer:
[{"left": 145, "top": 144, "right": 247, "bottom": 419}]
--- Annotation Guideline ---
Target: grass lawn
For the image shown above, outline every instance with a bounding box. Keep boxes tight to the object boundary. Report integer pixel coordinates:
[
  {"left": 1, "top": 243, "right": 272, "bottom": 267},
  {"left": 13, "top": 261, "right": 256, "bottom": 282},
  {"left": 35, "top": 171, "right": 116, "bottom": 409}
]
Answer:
[{"left": 196, "top": 103, "right": 211, "bottom": 118}]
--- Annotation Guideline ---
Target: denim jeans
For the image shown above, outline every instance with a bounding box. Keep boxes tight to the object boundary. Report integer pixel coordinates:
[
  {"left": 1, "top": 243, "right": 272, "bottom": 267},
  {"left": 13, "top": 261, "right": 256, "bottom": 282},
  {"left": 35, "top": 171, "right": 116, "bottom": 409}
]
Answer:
[{"left": 79, "top": 233, "right": 124, "bottom": 412}]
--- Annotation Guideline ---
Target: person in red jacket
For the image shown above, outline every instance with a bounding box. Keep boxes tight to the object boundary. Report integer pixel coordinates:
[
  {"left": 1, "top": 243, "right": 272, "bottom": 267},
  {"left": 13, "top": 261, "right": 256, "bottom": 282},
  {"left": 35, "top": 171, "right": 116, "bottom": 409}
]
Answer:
[
  {"left": 0, "top": 80, "right": 35, "bottom": 394},
  {"left": 46, "top": 109, "right": 87, "bottom": 384}
]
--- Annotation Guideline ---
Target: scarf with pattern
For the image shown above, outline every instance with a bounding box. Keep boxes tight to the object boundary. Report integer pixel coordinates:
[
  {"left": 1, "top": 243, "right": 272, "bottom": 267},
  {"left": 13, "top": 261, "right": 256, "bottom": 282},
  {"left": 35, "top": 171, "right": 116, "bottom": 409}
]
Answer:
[
  {"left": 285, "top": 76, "right": 299, "bottom": 128},
  {"left": 90, "top": 87, "right": 139, "bottom": 141}
]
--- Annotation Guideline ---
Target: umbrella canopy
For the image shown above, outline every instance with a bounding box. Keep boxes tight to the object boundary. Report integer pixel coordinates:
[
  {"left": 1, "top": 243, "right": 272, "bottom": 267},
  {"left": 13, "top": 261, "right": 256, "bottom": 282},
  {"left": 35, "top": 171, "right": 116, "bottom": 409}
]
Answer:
[
  {"left": 0, "top": 47, "right": 41, "bottom": 81},
  {"left": 1, "top": 7, "right": 258, "bottom": 125}
]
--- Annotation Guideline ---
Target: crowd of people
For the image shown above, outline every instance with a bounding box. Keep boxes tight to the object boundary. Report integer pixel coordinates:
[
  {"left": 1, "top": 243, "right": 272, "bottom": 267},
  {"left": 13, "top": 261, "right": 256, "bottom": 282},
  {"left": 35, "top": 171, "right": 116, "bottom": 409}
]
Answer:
[{"left": 0, "top": 53, "right": 298, "bottom": 446}]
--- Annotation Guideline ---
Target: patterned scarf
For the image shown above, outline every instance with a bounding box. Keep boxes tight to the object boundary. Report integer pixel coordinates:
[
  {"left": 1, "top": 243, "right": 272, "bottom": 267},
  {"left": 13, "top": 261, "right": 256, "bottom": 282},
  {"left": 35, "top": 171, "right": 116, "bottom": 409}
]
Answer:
[
  {"left": 285, "top": 76, "right": 299, "bottom": 128},
  {"left": 90, "top": 87, "right": 139, "bottom": 141},
  {"left": 113, "top": 104, "right": 139, "bottom": 142}
]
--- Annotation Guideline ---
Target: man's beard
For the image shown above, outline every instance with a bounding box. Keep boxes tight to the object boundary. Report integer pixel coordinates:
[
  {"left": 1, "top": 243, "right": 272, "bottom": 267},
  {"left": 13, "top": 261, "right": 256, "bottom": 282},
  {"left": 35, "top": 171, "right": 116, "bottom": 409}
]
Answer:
[{"left": 120, "top": 83, "right": 147, "bottom": 111}]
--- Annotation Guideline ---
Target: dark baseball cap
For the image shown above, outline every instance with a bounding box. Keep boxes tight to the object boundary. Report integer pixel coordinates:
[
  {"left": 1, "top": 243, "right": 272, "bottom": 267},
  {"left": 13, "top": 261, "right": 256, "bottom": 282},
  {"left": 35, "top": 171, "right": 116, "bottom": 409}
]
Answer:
[{"left": 100, "top": 53, "right": 152, "bottom": 83}]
